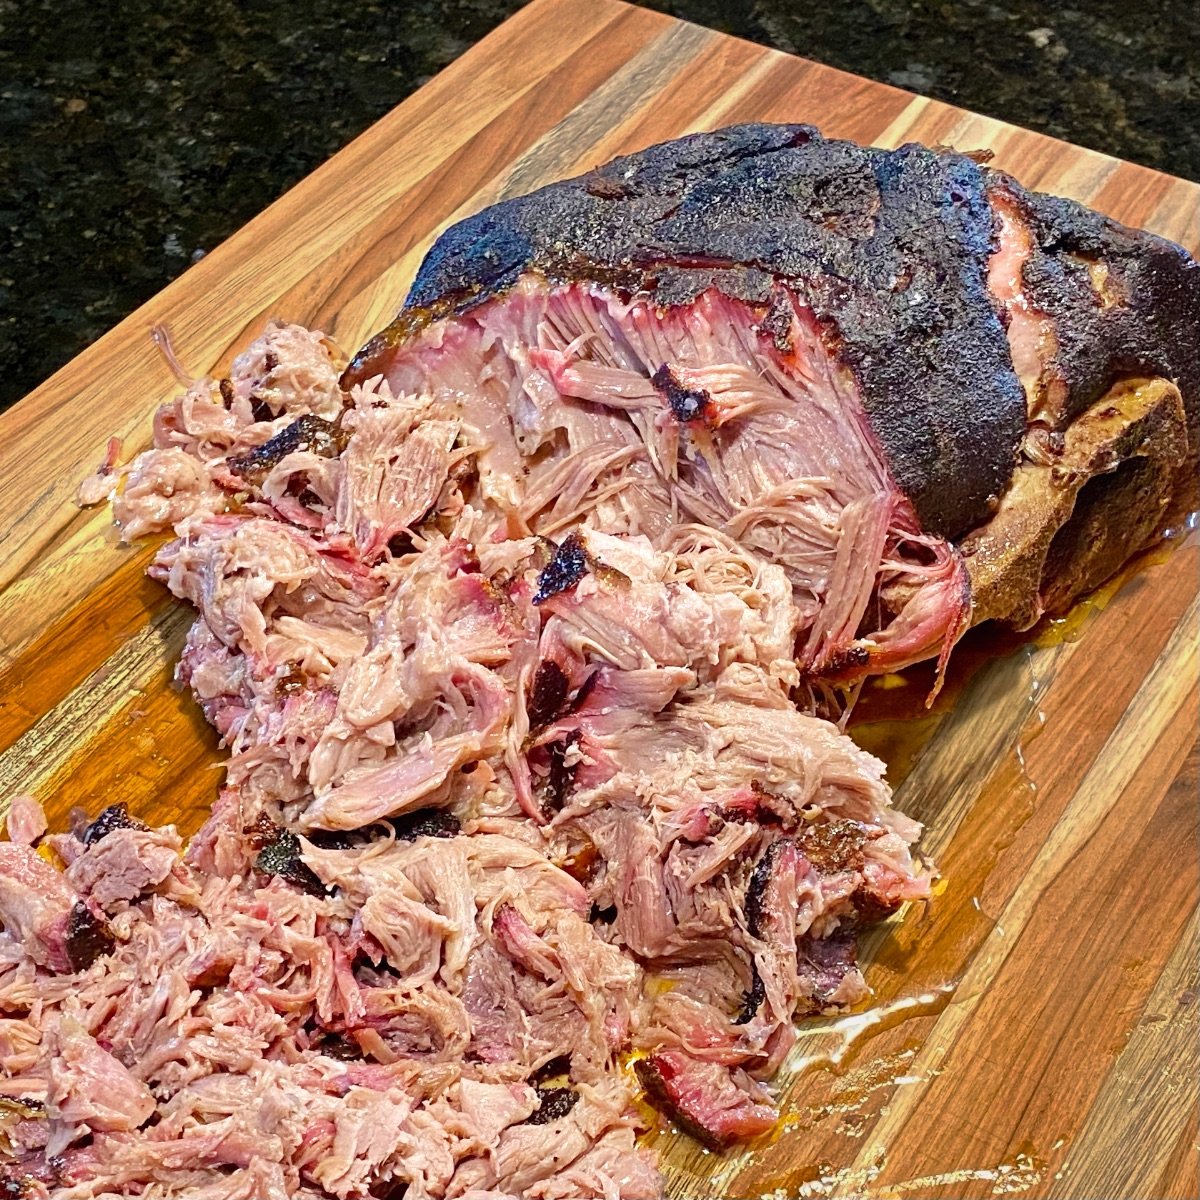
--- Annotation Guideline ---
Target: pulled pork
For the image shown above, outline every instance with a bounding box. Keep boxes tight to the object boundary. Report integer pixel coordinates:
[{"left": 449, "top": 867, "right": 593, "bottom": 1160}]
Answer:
[{"left": 11, "top": 320, "right": 933, "bottom": 1197}]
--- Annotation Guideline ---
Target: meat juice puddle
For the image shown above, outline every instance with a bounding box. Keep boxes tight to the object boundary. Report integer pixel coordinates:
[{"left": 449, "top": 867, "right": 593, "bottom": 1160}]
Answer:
[
  {"left": 762, "top": 1143, "right": 1056, "bottom": 1199},
  {"left": 762, "top": 525, "right": 1200, "bottom": 1193}
]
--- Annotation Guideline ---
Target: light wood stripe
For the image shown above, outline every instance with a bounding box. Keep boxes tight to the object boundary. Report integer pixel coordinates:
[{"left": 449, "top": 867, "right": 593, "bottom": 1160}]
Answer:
[
  {"left": 1047, "top": 899, "right": 1200, "bottom": 1199},
  {"left": 894, "top": 641, "right": 1059, "bottom": 855},
  {"left": 678, "top": 49, "right": 786, "bottom": 136},
  {"left": 0, "top": 606, "right": 194, "bottom": 807},
  {"left": 1148, "top": 176, "right": 1200, "bottom": 244},
  {"left": 876, "top": 97, "right": 933, "bottom": 149}
]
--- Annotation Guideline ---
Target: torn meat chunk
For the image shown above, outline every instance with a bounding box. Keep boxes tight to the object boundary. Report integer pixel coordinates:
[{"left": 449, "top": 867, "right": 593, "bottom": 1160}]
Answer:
[
  {"left": 3, "top": 795, "right": 47, "bottom": 847},
  {"left": 0, "top": 844, "right": 89, "bottom": 972},
  {"left": 634, "top": 1049, "right": 777, "bottom": 1149},
  {"left": 46, "top": 1018, "right": 156, "bottom": 1135},
  {"left": 112, "top": 446, "right": 224, "bottom": 540},
  {"left": 67, "top": 825, "right": 191, "bottom": 908}
]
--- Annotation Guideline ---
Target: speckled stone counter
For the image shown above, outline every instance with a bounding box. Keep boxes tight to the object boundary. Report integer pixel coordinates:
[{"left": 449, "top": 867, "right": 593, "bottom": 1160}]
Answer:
[{"left": 1, "top": 0, "right": 1195, "bottom": 410}]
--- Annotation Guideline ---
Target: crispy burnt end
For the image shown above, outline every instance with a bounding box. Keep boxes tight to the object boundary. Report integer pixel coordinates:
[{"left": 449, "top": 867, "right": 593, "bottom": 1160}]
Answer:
[
  {"left": 544, "top": 730, "right": 582, "bottom": 813},
  {"left": 65, "top": 903, "right": 115, "bottom": 971},
  {"left": 754, "top": 786, "right": 797, "bottom": 828},
  {"left": 254, "top": 826, "right": 328, "bottom": 898},
  {"left": 737, "top": 837, "right": 787, "bottom": 1021},
  {"left": 990, "top": 176, "right": 1200, "bottom": 432},
  {"left": 565, "top": 670, "right": 600, "bottom": 714},
  {"left": 532, "top": 532, "right": 590, "bottom": 605},
  {"left": 226, "top": 414, "right": 348, "bottom": 486},
  {"left": 743, "top": 837, "right": 786, "bottom": 939},
  {"left": 733, "top": 964, "right": 766, "bottom": 1025},
  {"left": 81, "top": 802, "right": 149, "bottom": 846},
  {"left": 527, "top": 1086, "right": 580, "bottom": 1125},
  {"left": 527, "top": 661, "right": 569, "bottom": 731},
  {"left": 388, "top": 809, "right": 461, "bottom": 841},
  {"left": 651, "top": 363, "right": 714, "bottom": 423},
  {"left": 632, "top": 1057, "right": 723, "bottom": 1151}
]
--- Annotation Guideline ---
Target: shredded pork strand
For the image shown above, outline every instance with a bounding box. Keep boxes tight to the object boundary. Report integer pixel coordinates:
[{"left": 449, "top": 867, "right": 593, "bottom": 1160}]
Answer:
[{"left": 3, "top": 305, "right": 945, "bottom": 1199}]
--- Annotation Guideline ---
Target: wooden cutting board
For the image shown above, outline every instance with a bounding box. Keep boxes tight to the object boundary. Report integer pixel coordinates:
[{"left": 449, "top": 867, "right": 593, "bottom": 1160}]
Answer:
[{"left": 0, "top": 0, "right": 1196, "bottom": 1195}]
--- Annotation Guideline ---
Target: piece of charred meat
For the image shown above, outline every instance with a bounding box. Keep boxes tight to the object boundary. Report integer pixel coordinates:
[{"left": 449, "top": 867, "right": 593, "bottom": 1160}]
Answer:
[
  {"left": 252, "top": 825, "right": 327, "bottom": 897},
  {"left": 226, "top": 414, "right": 347, "bottom": 486},
  {"left": 81, "top": 802, "right": 149, "bottom": 846},
  {"left": 634, "top": 1049, "right": 777, "bottom": 1149}
]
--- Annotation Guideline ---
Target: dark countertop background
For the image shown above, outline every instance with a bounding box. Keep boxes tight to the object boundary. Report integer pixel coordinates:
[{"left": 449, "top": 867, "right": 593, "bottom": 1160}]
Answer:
[{"left": 1, "top": 0, "right": 1196, "bottom": 411}]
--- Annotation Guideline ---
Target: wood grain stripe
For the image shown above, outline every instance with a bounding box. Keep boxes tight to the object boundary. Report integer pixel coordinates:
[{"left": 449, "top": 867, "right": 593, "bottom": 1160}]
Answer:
[
  {"left": 1048, "top": 895, "right": 1200, "bottom": 1199},
  {"left": 893, "top": 642, "right": 1055, "bottom": 856},
  {"left": 0, "top": 605, "right": 194, "bottom": 810},
  {"left": 840, "top": 589, "right": 1200, "bottom": 1190}
]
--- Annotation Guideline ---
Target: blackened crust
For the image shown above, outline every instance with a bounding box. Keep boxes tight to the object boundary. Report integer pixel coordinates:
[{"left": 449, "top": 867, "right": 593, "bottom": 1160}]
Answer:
[
  {"left": 388, "top": 808, "right": 462, "bottom": 841},
  {"left": 82, "top": 802, "right": 149, "bottom": 846},
  {"left": 349, "top": 124, "right": 1029, "bottom": 536},
  {"left": 733, "top": 963, "right": 766, "bottom": 1024},
  {"left": 988, "top": 174, "right": 1200, "bottom": 433},
  {"left": 533, "top": 532, "right": 590, "bottom": 604},
  {"left": 743, "top": 837, "right": 783, "bottom": 939},
  {"left": 526, "top": 1085, "right": 579, "bottom": 1125},
  {"left": 527, "top": 660, "right": 570, "bottom": 730},
  {"left": 254, "top": 827, "right": 328, "bottom": 897},
  {"left": 227, "top": 414, "right": 348, "bottom": 486}
]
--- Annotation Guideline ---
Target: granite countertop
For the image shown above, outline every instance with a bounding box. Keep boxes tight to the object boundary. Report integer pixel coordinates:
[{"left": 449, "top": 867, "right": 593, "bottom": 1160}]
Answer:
[{"left": 1, "top": 0, "right": 1195, "bottom": 410}]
